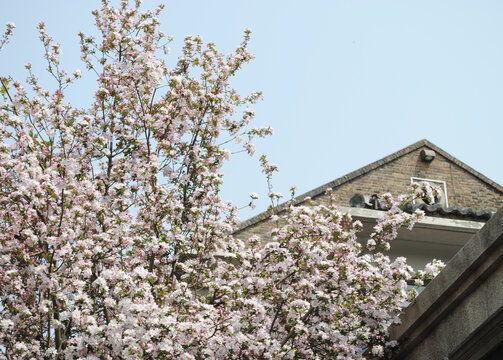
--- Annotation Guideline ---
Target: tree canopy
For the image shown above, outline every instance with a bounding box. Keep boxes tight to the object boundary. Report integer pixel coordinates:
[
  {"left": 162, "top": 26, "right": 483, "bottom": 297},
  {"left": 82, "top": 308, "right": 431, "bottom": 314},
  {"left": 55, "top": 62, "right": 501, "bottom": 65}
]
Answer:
[{"left": 0, "top": 1, "right": 443, "bottom": 359}]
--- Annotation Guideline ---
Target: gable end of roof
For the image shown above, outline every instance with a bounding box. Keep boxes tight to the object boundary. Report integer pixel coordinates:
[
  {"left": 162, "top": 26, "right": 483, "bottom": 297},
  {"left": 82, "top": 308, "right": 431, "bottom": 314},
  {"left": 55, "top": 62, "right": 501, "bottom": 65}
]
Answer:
[{"left": 236, "top": 139, "right": 503, "bottom": 232}]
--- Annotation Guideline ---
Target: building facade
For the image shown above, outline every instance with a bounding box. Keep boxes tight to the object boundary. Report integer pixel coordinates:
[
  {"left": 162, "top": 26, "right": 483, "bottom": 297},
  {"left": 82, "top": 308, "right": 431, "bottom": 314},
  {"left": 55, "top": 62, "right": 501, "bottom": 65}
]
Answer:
[{"left": 235, "top": 139, "right": 503, "bottom": 358}]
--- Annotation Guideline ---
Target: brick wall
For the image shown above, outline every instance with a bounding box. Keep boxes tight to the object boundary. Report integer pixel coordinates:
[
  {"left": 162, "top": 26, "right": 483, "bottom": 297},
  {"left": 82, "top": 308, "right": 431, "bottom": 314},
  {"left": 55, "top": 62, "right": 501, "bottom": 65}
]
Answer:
[
  {"left": 235, "top": 141, "right": 503, "bottom": 242},
  {"left": 314, "top": 147, "right": 503, "bottom": 211}
]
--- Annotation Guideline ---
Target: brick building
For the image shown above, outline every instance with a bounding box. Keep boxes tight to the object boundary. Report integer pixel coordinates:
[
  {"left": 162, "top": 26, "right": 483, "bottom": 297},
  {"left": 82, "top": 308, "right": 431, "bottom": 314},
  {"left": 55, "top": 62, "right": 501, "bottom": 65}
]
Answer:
[{"left": 235, "top": 139, "right": 503, "bottom": 269}]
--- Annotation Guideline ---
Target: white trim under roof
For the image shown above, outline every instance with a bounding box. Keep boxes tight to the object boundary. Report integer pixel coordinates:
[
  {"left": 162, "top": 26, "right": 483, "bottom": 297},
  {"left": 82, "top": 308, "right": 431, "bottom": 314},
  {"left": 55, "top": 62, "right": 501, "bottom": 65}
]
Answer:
[{"left": 341, "top": 206, "right": 485, "bottom": 233}]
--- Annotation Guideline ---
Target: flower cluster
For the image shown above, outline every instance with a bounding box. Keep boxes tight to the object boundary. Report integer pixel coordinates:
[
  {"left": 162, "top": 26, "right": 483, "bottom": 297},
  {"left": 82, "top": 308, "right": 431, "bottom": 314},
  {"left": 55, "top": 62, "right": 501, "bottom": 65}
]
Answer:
[
  {"left": 0, "top": 22, "right": 15, "bottom": 53},
  {"left": 0, "top": 2, "right": 444, "bottom": 359},
  {"left": 367, "top": 182, "right": 442, "bottom": 252}
]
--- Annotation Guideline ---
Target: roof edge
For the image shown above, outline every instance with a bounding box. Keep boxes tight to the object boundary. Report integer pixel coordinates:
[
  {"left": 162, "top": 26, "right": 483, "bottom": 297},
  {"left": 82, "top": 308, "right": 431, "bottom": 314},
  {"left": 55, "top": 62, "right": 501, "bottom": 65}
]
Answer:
[
  {"left": 420, "top": 140, "right": 503, "bottom": 194},
  {"left": 236, "top": 139, "right": 503, "bottom": 232}
]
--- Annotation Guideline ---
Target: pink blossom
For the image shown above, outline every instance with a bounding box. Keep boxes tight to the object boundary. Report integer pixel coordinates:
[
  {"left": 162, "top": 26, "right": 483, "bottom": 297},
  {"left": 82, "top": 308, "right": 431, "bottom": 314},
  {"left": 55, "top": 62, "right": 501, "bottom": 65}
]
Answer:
[{"left": 0, "top": 2, "right": 444, "bottom": 359}]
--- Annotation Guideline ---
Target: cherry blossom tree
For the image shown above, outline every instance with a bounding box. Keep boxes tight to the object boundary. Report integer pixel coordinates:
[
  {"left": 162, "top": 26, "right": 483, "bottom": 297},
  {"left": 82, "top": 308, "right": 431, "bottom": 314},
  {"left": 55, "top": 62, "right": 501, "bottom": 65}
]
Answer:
[{"left": 0, "top": 1, "right": 443, "bottom": 359}]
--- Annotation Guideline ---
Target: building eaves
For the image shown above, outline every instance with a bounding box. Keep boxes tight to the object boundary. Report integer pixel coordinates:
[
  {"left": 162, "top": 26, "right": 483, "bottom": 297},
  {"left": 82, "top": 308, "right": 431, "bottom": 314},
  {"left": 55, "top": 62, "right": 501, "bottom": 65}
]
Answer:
[{"left": 403, "top": 203, "right": 494, "bottom": 221}]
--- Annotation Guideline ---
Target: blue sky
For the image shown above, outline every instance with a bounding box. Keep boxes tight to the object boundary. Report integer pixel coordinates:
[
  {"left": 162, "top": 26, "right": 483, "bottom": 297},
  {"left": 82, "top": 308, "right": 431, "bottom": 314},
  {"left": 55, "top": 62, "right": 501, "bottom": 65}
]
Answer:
[{"left": 1, "top": 1, "right": 502, "bottom": 220}]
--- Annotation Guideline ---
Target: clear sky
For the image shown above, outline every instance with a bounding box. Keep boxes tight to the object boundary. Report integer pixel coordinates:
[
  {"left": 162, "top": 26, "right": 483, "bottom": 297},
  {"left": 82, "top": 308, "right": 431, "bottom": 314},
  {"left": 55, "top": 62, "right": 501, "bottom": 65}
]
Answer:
[{"left": 1, "top": 1, "right": 502, "bottom": 221}]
